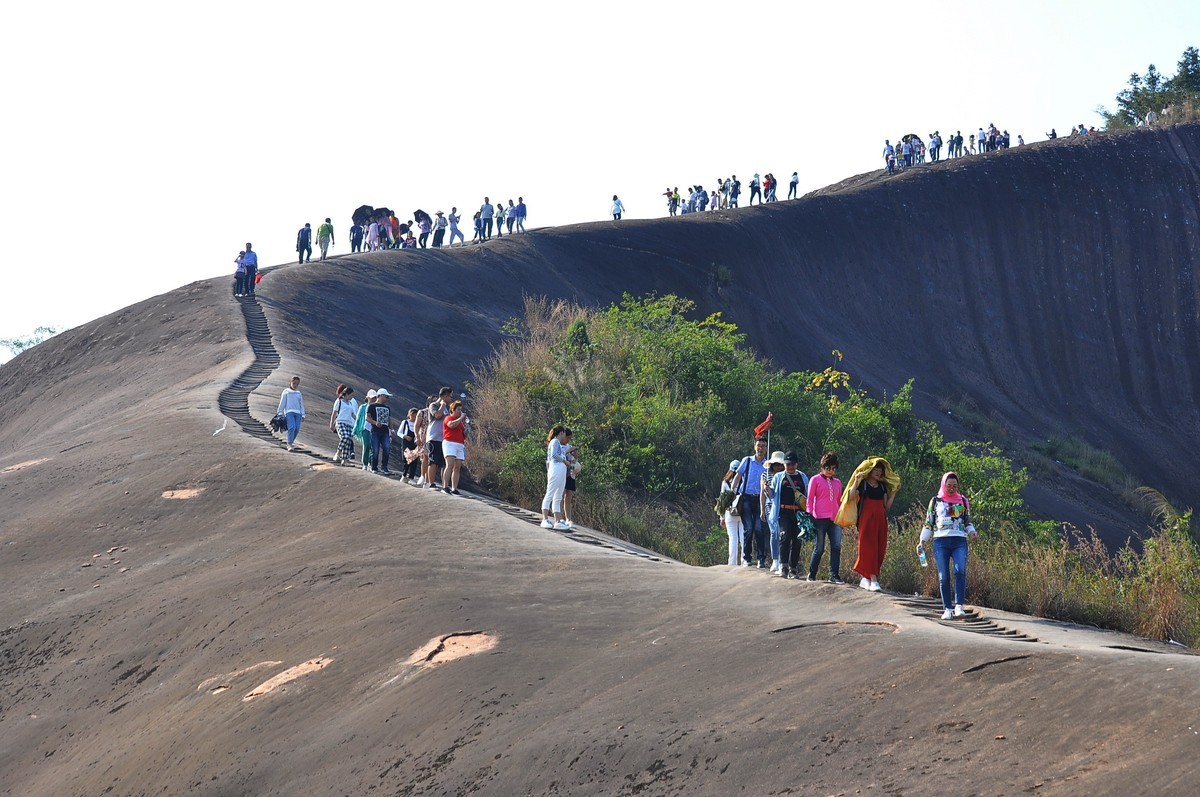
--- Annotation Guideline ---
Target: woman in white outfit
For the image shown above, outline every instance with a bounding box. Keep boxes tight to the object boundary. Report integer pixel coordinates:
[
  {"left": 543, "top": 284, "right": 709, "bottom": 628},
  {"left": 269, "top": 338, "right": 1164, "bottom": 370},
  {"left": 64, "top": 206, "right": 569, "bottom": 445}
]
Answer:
[
  {"left": 541, "top": 425, "right": 571, "bottom": 530},
  {"left": 720, "top": 459, "right": 745, "bottom": 566}
]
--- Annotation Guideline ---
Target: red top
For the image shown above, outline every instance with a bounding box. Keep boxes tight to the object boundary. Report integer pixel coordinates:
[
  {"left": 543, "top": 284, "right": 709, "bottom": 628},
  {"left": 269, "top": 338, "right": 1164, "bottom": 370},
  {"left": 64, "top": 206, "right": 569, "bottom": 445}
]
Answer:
[{"left": 443, "top": 413, "right": 466, "bottom": 444}]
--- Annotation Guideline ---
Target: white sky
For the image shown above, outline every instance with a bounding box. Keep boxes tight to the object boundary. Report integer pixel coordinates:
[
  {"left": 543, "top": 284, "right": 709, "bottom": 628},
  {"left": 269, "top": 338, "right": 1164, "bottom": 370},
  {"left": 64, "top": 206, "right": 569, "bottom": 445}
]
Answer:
[{"left": 2, "top": 0, "right": 1198, "bottom": 359}]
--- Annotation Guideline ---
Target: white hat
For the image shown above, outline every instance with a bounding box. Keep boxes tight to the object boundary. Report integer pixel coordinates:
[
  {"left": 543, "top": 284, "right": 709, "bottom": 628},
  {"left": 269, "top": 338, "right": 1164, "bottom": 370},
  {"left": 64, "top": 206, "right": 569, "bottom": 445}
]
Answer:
[
  {"left": 767, "top": 451, "right": 787, "bottom": 466},
  {"left": 376, "top": 388, "right": 392, "bottom": 397},
  {"left": 366, "top": 389, "right": 378, "bottom": 399}
]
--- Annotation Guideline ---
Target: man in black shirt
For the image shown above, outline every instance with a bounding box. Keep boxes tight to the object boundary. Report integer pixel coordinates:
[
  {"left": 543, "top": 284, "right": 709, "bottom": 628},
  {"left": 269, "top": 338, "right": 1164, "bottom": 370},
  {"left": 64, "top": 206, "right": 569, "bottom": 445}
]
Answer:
[{"left": 368, "top": 389, "right": 393, "bottom": 475}]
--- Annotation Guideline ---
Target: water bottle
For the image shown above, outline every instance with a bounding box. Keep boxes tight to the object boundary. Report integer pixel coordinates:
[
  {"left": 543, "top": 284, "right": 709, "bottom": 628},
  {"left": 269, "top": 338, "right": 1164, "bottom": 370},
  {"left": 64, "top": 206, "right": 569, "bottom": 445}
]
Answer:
[{"left": 918, "top": 545, "right": 928, "bottom": 568}]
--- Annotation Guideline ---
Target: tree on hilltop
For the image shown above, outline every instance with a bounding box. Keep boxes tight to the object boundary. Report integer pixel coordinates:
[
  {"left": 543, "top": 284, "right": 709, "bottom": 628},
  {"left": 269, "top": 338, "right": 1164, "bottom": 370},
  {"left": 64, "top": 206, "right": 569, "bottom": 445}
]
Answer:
[{"left": 1099, "top": 45, "right": 1200, "bottom": 128}]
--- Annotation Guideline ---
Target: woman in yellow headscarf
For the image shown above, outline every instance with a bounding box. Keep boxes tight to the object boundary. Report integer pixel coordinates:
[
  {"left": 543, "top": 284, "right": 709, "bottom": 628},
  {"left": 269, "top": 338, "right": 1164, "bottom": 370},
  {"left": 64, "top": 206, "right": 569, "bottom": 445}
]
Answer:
[{"left": 834, "top": 456, "right": 900, "bottom": 591}]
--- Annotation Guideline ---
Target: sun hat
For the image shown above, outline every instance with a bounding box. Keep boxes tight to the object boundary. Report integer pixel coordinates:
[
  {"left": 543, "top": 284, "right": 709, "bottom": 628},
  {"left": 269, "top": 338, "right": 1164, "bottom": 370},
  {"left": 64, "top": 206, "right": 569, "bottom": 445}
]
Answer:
[
  {"left": 376, "top": 388, "right": 392, "bottom": 397},
  {"left": 767, "top": 451, "right": 787, "bottom": 466},
  {"left": 366, "top": 389, "right": 378, "bottom": 399}
]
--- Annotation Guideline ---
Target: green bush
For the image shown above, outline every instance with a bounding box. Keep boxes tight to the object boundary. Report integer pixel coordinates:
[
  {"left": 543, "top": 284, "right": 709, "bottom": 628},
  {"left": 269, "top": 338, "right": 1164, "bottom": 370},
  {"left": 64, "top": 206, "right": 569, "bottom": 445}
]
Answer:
[{"left": 467, "top": 294, "right": 1200, "bottom": 645}]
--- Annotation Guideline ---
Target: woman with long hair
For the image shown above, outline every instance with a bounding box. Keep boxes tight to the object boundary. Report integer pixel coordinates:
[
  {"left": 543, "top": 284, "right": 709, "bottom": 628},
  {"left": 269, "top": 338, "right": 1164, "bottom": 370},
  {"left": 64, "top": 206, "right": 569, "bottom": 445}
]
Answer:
[
  {"left": 541, "top": 425, "right": 571, "bottom": 531},
  {"left": 329, "top": 384, "right": 358, "bottom": 465},
  {"left": 442, "top": 401, "right": 468, "bottom": 495}
]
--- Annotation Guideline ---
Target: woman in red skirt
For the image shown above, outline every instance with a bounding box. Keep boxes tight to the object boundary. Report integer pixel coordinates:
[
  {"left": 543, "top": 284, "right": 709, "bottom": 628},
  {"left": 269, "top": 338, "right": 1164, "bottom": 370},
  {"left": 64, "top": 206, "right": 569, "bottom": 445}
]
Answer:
[{"left": 852, "top": 458, "right": 897, "bottom": 592}]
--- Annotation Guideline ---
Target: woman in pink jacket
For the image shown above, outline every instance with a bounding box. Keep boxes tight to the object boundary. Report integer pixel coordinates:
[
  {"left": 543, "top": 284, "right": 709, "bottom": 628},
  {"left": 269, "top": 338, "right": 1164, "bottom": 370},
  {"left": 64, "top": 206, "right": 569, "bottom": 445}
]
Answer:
[{"left": 804, "top": 451, "right": 844, "bottom": 582}]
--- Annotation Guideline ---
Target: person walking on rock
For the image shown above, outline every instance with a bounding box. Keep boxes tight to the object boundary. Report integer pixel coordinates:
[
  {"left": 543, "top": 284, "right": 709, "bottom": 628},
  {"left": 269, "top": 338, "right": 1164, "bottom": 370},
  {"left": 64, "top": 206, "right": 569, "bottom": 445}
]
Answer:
[
  {"left": 515, "top": 197, "right": 527, "bottom": 232},
  {"left": 495, "top": 202, "right": 506, "bottom": 238},
  {"left": 788, "top": 172, "right": 799, "bottom": 199},
  {"left": 349, "top": 222, "right": 363, "bottom": 253},
  {"left": 297, "top": 223, "right": 313, "bottom": 264},
  {"left": 234, "top": 251, "right": 247, "bottom": 298},
  {"left": 769, "top": 452, "right": 810, "bottom": 579},
  {"left": 368, "top": 388, "right": 393, "bottom": 475},
  {"left": 760, "top": 451, "right": 787, "bottom": 574},
  {"left": 719, "top": 459, "right": 745, "bottom": 566},
  {"left": 329, "top": 384, "right": 357, "bottom": 464},
  {"left": 611, "top": 195, "right": 625, "bottom": 220},
  {"left": 805, "top": 451, "right": 844, "bottom": 582},
  {"left": 354, "top": 389, "right": 377, "bottom": 471},
  {"left": 317, "top": 218, "right": 335, "bottom": 261},
  {"left": 277, "top": 376, "right": 306, "bottom": 451},
  {"left": 506, "top": 199, "right": 517, "bottom": 234},
  {"left": 920, "top": 471, "right": 977, "bottom": 620},
  {"left": 541, "top": 425, "right": 571, "bottom": 530},
  {"left": 432, "top": 211, "right": 447, "bottom": 248},
  {"left": 448, "top": 208, "right": 465, "bottom": 247},
  {"left": 242, "top": 243, "right": 258, "bottom": 296},
  {"left": 731, "top": 436, "right": 770, "bottom": 568},
  {"left": 842, "top": 456, "right": 899, "bottom": 591},
  {"left": 480, "top": 197, "right": 494, "bottom": 239},
  {"left": 748, "top": 174, "right": 762, "bottom": 205}
]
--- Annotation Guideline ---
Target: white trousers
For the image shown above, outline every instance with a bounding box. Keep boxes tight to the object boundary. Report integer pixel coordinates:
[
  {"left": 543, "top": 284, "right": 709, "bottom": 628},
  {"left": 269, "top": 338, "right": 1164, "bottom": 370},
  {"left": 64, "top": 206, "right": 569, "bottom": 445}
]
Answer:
[
  {"left": 542, "top": 462, "right": 567, "bottom": 514},
  {"left": 724, "top": 511, "right": 744, "bottom": 566}
]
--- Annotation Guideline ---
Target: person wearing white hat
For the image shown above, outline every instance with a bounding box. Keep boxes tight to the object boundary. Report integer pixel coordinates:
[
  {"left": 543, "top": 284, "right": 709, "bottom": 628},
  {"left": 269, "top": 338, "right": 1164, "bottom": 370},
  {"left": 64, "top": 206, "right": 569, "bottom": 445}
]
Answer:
[
  {"left": 354, "top": 390, "right": 377, "bottom": 470},
  {"left": 761, "top": 450, "right": 787, "bottom": 573},
  {"left": 368, "top": 389, "right": 393, "bottom": 475}
]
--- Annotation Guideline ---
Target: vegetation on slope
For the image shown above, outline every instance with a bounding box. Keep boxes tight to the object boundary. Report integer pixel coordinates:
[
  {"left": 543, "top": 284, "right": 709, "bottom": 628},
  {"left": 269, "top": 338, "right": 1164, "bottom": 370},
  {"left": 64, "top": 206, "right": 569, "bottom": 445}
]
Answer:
[{"left": 467, "top": 295, "right": 1199, "bottom": 645}]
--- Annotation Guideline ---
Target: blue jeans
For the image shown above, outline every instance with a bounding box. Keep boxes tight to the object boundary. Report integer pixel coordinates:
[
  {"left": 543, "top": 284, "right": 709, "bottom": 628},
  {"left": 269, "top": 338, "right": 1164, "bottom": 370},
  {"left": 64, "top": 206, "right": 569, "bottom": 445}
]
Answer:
[
  {"left": 371, "top": 427, "right": 391, "bottom": 471},
  {"left": 741, "top": 503, "right": 766, "bottom": 565},
  {"left": 285, "top": 413, "right": 302, "bottom": 446},
  {"left": 808, "top": 518, "right": 842, "bottom": 578},
  {"left": 933, "top": 536, "right": 969, "bottom": 609}
]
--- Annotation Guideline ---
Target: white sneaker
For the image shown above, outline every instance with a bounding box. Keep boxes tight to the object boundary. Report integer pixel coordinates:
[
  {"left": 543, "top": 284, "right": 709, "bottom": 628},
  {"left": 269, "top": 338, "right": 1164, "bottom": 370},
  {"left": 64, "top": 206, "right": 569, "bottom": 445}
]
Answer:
[
  {"left": 554, "top": 521, "right": 571, "bottom": 531},
  {"left": 564, "top": 520, "right": 575, "bottom": 529},
  {"left": 770, "top": 559, "right": 780, "bottom": 573},
  {"left": 860, "top": 577, "right": 871, "bottom": 590},
  {"left": 869, "top": 579, "right": 882, "bottom": 592},
  {"left": 540, "top": 519, "right": 554, "bottom": 529},
  {"left": 953, "top": 604, "right": 966, "bottom": 617},
  {"left": 941, "top": 609, "right": 953, "bottom": 620}
]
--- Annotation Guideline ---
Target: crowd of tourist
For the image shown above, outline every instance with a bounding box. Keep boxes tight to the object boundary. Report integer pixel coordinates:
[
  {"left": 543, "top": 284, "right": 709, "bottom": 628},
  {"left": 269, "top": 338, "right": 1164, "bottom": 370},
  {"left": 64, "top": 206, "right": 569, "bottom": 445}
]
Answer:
[
  {"left": 274, "top": 379, "right": 480, "bottom": 499},
  {"left": 715, "top": 435, "right": 976, "bottom": 620},
  {"left": 662, "top": 171, "right": 804, "bottom": 215}
]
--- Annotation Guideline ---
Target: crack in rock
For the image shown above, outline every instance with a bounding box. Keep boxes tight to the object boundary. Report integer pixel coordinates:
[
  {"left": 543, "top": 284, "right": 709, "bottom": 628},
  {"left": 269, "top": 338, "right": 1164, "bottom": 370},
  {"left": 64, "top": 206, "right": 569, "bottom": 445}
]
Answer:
[{"left": 961, "top": 654, "right": 1032, "bottom": 675}]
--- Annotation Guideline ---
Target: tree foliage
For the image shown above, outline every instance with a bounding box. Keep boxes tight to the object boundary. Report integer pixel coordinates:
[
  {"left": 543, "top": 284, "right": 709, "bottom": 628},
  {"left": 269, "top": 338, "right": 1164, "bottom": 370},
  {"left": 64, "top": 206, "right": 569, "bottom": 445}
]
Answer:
[
  {"left": 1100, "top": 45, "right": 1200, "bottom": 128},
  {"left": 468, "top": 295, "right": 1036, "bottom": 563},
  {"left": 0, "top": 326, "right": 59, "bottom": 358}
]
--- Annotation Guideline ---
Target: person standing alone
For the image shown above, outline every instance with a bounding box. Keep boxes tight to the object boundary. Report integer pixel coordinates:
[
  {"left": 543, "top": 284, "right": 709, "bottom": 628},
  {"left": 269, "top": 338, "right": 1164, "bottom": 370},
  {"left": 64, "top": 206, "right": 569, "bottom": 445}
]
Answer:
[
  {"left": 480, "top": 198, "right": 494, "bottom": 239},
  {"left": 277, "top": 376, "right": 306, "bottom": 451},
  {"left": 611, "top": 195, "right": 625, "bottom": 220},
  {"left": 317, "top": 218, "right": 335, "bottom": 261},
  {"left": 297, "top": 223, "right": 313, "bottom": 263}
]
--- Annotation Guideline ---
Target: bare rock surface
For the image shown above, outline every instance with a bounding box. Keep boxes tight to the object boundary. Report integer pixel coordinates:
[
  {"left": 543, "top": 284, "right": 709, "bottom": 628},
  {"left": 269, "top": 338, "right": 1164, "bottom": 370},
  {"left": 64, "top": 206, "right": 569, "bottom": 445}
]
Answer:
[{"left": 1, "top": 126, "right": 1199, "bottom": 795}]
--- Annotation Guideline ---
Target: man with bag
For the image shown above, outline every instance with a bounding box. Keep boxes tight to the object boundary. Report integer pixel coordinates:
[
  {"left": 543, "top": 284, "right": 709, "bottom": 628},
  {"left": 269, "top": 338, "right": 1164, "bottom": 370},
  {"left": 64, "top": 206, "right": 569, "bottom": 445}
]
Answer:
[
  {"left": 769, "top": 452, "right": 812, "bottom": 580},
  {"left": 730, "top": 437, "right": 770, "bottom": 568}
]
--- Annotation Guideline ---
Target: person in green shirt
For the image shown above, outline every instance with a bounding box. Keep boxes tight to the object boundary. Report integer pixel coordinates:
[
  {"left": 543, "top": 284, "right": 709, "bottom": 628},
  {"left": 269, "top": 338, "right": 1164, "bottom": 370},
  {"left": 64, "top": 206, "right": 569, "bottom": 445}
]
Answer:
[{"left": 317, "top": 217, "right": 335, "bottom": 261}]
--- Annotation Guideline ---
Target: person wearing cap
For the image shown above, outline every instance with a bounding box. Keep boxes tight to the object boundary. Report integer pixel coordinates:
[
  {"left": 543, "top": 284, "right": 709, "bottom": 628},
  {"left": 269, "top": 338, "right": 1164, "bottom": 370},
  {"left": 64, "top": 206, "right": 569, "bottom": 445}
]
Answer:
[
  {"left": 719, "top": 459, "right": 745, "bottom": 566},
  {"left": 432, "top": 211, "right": 448, "bottom": 248},
  {"left": 354, "top": 390, "right": 377, "bottom": 470},
  {"left": 276, "top": 376, "right": 306, "bottom": 451},
  {"left": 759, "top": 451, "right": 787, "bottom": 574},
  {"left": 730, "top": 437, "right": 769, "bottom": 568},
  {"left": 367, "top": 389, "right": 393, "bottom": 475},
  {"left": 329, "top": 384, "right": 358, "bottom": 464},
  {"left": 768, "top": 452, "right": 810, "bottom": 579},
  {"left": 317, "top": 217, "right": 335, "bottom": 260}
]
